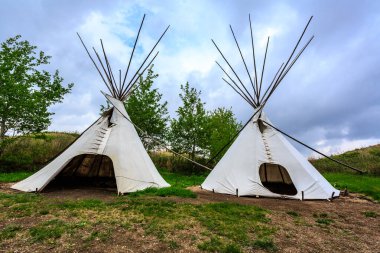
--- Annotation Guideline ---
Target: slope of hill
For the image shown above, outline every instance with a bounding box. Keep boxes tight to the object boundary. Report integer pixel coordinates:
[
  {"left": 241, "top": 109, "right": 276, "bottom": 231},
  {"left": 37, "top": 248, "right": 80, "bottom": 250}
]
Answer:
[
  {"left": 0, "top": 132, "right": 78, "bottom": 172},
  {"left": 310, "top": 144, "right": 380, "bottom": 175}
]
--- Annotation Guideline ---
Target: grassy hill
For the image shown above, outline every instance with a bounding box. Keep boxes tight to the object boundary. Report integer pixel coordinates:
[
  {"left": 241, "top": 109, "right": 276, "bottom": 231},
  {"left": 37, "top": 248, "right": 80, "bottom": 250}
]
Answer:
[
  {"left": 0, "top": 132, "right": 78, "bottom": 172},
  {"left": 310, "top": 144, "right": 380, "bottom": 175}
]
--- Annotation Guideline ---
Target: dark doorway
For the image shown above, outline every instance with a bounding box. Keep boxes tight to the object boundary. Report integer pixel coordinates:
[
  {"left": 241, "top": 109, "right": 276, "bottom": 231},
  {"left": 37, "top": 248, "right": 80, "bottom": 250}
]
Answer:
[
  {"left": 259, "top": 163, "right": 297, "bottom": 195},
  {"left": 44, "top": 154, "right": 117, "bottom": 191}
]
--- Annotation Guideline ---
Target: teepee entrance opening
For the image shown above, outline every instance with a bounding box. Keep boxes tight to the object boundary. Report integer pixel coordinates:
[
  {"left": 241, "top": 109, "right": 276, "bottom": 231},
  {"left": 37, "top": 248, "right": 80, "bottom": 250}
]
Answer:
[
  {"left": 259, "top": 163, "right": 297, "bottom": 195},
  {"left": 45, "top": 154, "right": 117, "bottom": 191}
]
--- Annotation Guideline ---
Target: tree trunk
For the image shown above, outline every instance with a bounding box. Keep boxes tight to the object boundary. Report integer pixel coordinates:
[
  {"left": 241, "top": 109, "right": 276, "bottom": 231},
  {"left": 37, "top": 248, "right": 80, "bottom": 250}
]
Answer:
[
  {"left": 0, "top": 118, "right": 6, "bottom": 156},
  {"left": 191, "top": 138, "right": 196, "bottom": 161}
]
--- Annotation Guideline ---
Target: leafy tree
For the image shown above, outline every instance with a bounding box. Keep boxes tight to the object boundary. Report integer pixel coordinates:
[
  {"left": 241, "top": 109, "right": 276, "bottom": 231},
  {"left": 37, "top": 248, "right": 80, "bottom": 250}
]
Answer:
[
  {"left": 124, "top": 65, "right": 169, "bottom": 150},
  {"left": 170, "top": 82, "right": 208, "bottom": 160},
  {"left": 0, "top": 35, "right": 73, "bottom": 141},
  {"left": 205, "top": 107, "right": 241, "bottom": 162}
]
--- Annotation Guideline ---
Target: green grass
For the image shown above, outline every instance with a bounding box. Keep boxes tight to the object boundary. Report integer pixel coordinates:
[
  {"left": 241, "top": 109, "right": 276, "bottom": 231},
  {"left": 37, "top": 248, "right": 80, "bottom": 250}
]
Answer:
[
  {"left": 286, "top": 211, "right": 300, "bottom": 218},
  {"left": 323, "top": 172, "right": 380, "bottom": 201},
  {"left": 0, "top": 190, "right": 276, "bottom": 251},
  {"left": 311, "top": 144, "right": 380, "bottom": 175},
  {"left": 158, "top": 168, "right": 206, "bottom": 188},
  {"left": 1, "top": 135, "right": 380, "bottom": 251},
  {"left": 1, "top": 170, "right": 379, "bottom": 201},
  {"left": 0, "top": 132, "right": 78, "bottom": 172},
  {"left": 0, "top": 171, "right": 33, "bottom": 182},
  {"left": 29, "top": 219, "right": 67, "bottom": 242},
  {"left": 86, "top": 229, "right": 112, "bottom": 242},
  {"left": 124, "top": 199, "right": 274, "bottom": 252},
  {"left": 129, "top": 186, "right": 197, "bottom": 198},
  {"left": 0, "top": 224, "right": 22, "bottom": 240},
  {"left": 126, "top": 168, "right": 204, "bottom": 198},
  {"left": 54, "top": 199, "right": 107, "bottom": 210},
  {"left": 253, "top": 237, "right": 277, "bottom": 251},
  {"left": 363, "top": 211, "right": 378, "bottom": 218},
  {"left": 198, "top": 237, "right": 242, "bottom": 253},
  {"left": 313, "top": 213, "right": 334, "bottom": 226}
]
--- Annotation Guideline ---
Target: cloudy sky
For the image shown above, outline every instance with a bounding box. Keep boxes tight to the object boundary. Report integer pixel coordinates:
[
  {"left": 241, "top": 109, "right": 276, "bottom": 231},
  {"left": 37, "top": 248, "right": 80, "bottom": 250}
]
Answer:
[{"left": 1, "top": 0, "right": 379, "bottom": 157}]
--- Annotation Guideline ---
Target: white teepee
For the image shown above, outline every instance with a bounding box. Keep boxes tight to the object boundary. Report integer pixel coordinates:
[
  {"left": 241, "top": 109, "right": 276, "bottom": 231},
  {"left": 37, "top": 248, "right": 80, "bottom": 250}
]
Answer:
[
  {"left": 201, "top": 112, "right": 340, "bottom": 200},
  {"left": 12, "top": 15, "right": 171, "bottom": 193},
  {"left": 12, "top": 95, "right": 170, "bottom": 193},
  {"left": 202, "top": 16, "right": 342, "bottom": 200}
]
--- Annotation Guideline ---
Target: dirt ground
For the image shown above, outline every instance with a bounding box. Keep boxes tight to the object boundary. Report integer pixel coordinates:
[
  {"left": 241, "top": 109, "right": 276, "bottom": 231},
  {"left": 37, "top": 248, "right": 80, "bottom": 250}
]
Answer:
[
  {"left": 1, "top": 183, "right": 379, "bottom": 253},
  {"left": 188, "top": 187, "right": 380, "bottom": 253}
]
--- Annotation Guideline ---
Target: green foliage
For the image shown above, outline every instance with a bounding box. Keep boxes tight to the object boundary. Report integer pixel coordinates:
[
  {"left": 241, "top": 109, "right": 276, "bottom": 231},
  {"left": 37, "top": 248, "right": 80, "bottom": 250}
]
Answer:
[
  {"left": 323, "top": 172, "right": 380, "bottom": 201},
  {"left": 86, "top": 229, "right": 111, "bottom": 242},
  {"left": 252, "top": 237, "right": 277, "bottom": 251},
  {"left": 124, "top": 199, "right": 274, "bottom": 251},
  {"left": 0, "top": 224, "right": 22, "bottom": 240},
  {"left": 39, "top": 209, "right": 49, "bottom": 215},
  {"left": 168, "top": 240, "right": 180, "bottom": 249},
  {"left": 129, "top": 187, "right": 197, "bottom": 198},
  {"left": 205, "top": 107, "right": 241, "bottom": 162},
  {"left": 313, "top": 213, "right": 334, "bottom": 226},
  {"left": 311, "top": 144, "right": 380, "bottom": 175},
  {"left": 170, "top": 82, "right": 208, "bottom": 160},
  {"left": 197, "top": 236, "right": 223, "bottom": 251},
  {"left": 195, "top": 202, "right": 272, "bottom": 247},
  {"left": 315, "top": 218, "right": 334, "bottom": 225},
  {"left": 55, "top": 199, "right": 106, "bottom": 210},
  {"left": 198, "top": 237, "right": 243, "bottom": 252},
  {"left": 158, "top": 167, "right": 206, "bottom": 188},
  {"left": 224, "top": 244, "right": 242, "bottom": 253},
  {"left": 0, "top": 35, "right": 73, "bottom": 140},
  {"left": 29, "top": 219, "right": 67, "bottom": 242},
  {"left": 286, "top": 211, "right": 300, "bottom": 218},
  {"left": 0, "top": 185, "right": 276, "bottom": 251},
  {"left": 363, "top": 211, "right": 377, "bottom": 218},
  {"left": 124, "top": 65, "right": 169, "bottom": 150},
  {"left": 0, "top": 171, "right": 33, "bottom": 181},
  {"left": 168, "top": 83, "right": 241, "bottom": 170},
  {"left": 127, "top": 168, "right": 204, "bottom": 198},
  {"left": 0, "top": 132, "right": 77, "bottom": 172}
]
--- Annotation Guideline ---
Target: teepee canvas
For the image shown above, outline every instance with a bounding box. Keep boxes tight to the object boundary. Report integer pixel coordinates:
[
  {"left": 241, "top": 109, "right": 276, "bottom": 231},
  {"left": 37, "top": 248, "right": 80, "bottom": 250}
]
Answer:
[
  {"left": 202, "top": 111, "right": 340, "bottom": 199},
  {"left": 12, "top": 15, "right": 170, "bottom": 193},
  {"left": 202, "top": 16, "right": 342, "bottom": 200}
]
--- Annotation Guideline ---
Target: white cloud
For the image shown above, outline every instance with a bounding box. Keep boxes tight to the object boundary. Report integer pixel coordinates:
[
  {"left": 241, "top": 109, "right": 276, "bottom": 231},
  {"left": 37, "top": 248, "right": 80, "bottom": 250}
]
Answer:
[{"left": 0, "top": 0, "right": 379, "bottom": 156}]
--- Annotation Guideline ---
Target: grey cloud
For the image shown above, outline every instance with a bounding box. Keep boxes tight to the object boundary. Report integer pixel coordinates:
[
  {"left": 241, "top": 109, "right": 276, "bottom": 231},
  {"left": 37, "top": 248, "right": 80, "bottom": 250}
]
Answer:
[{"left": 0, "top": 0, "right": 379, "bottom": 155}]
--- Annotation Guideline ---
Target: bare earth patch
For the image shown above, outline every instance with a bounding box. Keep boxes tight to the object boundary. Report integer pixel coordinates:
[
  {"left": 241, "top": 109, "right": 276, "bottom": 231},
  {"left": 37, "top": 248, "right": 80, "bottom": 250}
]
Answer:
[
  {"left": 188, "top": 186, "right": 380, "bottom": 253},
  {"left": 0, "top": 183, "right": 379, "bottom": 253}
]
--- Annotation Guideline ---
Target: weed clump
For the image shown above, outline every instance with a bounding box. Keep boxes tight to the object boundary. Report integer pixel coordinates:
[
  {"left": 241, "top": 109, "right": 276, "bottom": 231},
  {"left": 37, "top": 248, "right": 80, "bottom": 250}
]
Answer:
[
  {"left": 0, "top": 224, "right": 22, "bottom": 240},
  {"left": 363, "top": 211, "right": 377, "bottom": 218}
]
